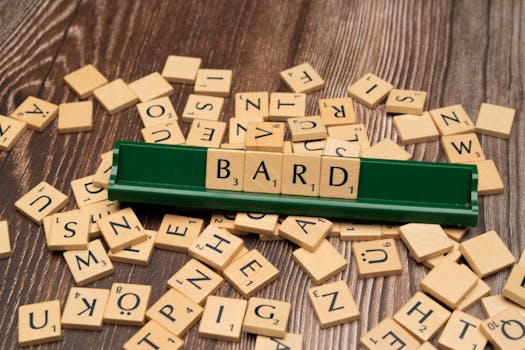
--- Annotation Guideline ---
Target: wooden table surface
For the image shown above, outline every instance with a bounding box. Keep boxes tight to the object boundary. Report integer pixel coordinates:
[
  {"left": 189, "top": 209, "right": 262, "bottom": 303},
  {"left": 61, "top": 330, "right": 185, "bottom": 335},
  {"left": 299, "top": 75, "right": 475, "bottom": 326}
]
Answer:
[{"left": 0, "top": 0, "right": 523, "bottom": 349}]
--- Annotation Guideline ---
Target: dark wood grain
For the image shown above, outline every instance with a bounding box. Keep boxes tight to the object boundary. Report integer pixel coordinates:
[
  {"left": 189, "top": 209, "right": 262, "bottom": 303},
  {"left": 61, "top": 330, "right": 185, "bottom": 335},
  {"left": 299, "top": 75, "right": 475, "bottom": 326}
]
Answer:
[{"left": 0, "top": 0, "right": 523, "bottom": 349}]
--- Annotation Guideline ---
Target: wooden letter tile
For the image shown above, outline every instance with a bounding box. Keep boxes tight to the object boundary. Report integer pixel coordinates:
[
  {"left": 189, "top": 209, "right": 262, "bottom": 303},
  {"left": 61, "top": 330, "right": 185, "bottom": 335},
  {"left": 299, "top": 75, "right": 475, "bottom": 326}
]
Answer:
[
  {"left": 280, "top": 62, "right": 325, "bottom": 93},
  {"left": 58, "top": 101, "right": 93, "bottom": 133},
  {"left": 0, "top": 221, "right": 11, "bottom": 259},
  {"left": 503, "top": 264, "right": 525, "bottom": 308},
  {"left": 394, "top": 292, "right": 451, "bottom": 342},
  {"left": 361, "top": 138, "right": 411, "bottom": 160},
  {"left": 293, "top": 239, "right": 348, "bottom": 284},
  {"left": 167, "top": 258, "right": 224, "bottom": 305},
  {"left": 352, "top": 239, "right": 402, "bottom": 278},
  {"left": 459, "top": 230, "right": 515, "bottom": 278},
  {"left": 162, "top": 55, "right": 202, "bottom": 84},
  {"left": 61, "top": 287, "right": 110, "bottom": 330},
  {"left": 104, "top": 283, "right": 152, "bottom": 326},
  {"left": 347, "top": 73, "right": 393, "bottom": 108},
  {"left": 0, "top": 115, "right": 26, "bottom": 151},
  {"left": 229, "top": 118, "right": 263, "bottom": 144},
  {"left": 93, "top": 151, "right": 113, "bottom": 188},
  {"left": 481, "top": 308, "right": 525, "bottom": 350},
  {"left": 400, "top": 224, "right": 452, "bottom": 262},
  {"left": 182, "top": 94, "right": 224, "bottom": 122},
  {"left": 386, "top": 89, "right": 427, "bottom": 115},
  {"left": 243, "top": 151, "right": 283, "bottom": 194},
  {"left": 234, "top": 212, "right": 279, "bottom": 236},
  {"left": 438, "top": 310, "right": 487, "bottom": 350},
  {"left": 457, "top": 278, "right": 491, "bottom": 311},
  {"left": 255, "top": 333, "right": 303, "bottom": 350},
  {"left": 188, "top": 224, "right": 243, "bottom": 270},
  {"left": 93, "top": 79, "right": 139, "bottom": 115},
  {"left": 195, "top": 69, "right": 233, "bottom": 97},
  {"left": 476, "top": 102, "right": 516, "bottom": 139},
  {"left": 481, "top": 295, "right": 525, "bottom": 319},
  {"left": 48, "top": 210, "right": 90, "bottom": 251},
  {"left": 392, "top": 112, "right": 440, "bottom": 144},
  {"left": 108, "top": 229, "right": 157, "bottom": 266},
  {"left": 98, "top": 207, "right": 147, "bottom": 253},
  {"left": 80, "top": 199, "right": 120, "bottom": 238},
  {"left": 245, "top": 122, "right": 285, "bottom": 152},
  {"left": 206, "top": 148, "right": 245, "bottom": 191},
  {"left": 63, "top": 239, "right": 115, "bottom": 286},
  {"left": 185, "top": 119, "right": 226, "bottom": 148},
  {"left": 281, "top": 153, "right": 321, "bottom": 196},
  {"left": 466, "top": 159, "right": 504, "bottom": 195},
  {"left": 129, "top": 72, "right": 174, "bottom": 102},
  {"left": 198, "top": 296, "right": 247, "bottom": 341},
  {"left": 287, "top": 116, "right": 327, "bottom": 141},
  {"left": 146, "top": 288, "right": 203, "bottom": 337},
  {"left": 308, "top": 280, "right": 360, "bottom": 328},
  {"left": 141, "top": 121, "right": 185, "bottom": 145},
  {"left": 15, "top": 181, "right": 68, "bottom": 225},
  {"left": 319, "top": 156, "right": 360, "bottom": 199},
  {"left": 318, "top": 98, "right": 356, "bottom": 126},
  {"left": 155, "top": 214, "right": 204, "bottom": 252},
  {"left": 441, "top": 133, "right": 486, "bottom": 163},
  {"left": 279, "top": 216, "right": 331, "bottom": 251},
  {"left": 327, "top": 123, "right": 370, "bottom": 148},
  {"left": 10, "top": 96, "right": 58, "bottom": 132},
  {"left": 340, "top": 223, "right": 382, "bottom": 241},
  {"left": 64, "top": 64, "right": 108, "bottom": 99},
  {"left": 223, "top": 249, "right": 280, "bottom": 298},
  {"left": 235, "top": 92, "right": 269, "bottom": 119},
  {"left": 422, "top": 238, "right": 461, "bottom": 269},
  {"left": 443, "top": 226, "right": 469, "bottom": 242},
  {"left": 323, "top": 137, "right": 360, "bottom": 158},
  {"left": 243, "top": 297, "right": 291, "bottom": 338},
  {"left": 292, "top": 140, "right": 326, "bottom": 155},
  {"left": 18, "top": 300, "right": 62, "bottom": 347},
  {"left": 124, "top": 320, "right": 184, "bottom": 350},
  {"left": 71, "top": 175, "right": 108, "bottom": 208},
  {"left": 360, "top": 317, "right": 421, "bottom": 350},
  {"left": 429, "top": 104, "right": 475, "bottom": 136},
  {"left": 137, "top": 96, "right": 178, "bottom": 127},
  {"left": 268, "top": 93, "right": 306, "bottom": 121}
]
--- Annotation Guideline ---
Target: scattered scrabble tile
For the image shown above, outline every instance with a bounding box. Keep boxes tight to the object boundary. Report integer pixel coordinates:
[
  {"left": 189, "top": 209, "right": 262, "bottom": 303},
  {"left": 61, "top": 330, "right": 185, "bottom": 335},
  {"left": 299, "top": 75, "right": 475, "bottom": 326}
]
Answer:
[
  {"left": 185, "top": 119, "right": 226, "bottom": 148},
  {"left": 195, "top": 69, "right": 233, "bottom": 97},
  {"left": 323, "top": 137, "right": 360, "bottom": 158},
  {"left": 15, "top": 181, "right": 68, "bottom": 225},
  {"left": 441, "top": 133, "right": 486, "bottom": 163},
  {"left": 234, "top": 212, "right": 279, "bottom": 236},
  {"left": 308, "top": 280, "right": 360, "bottom": 328},
  {"left": 280, "top": 62, "right": 325, "bottom": 93},
  {"left": 0, "top": 115, "right": 26, "bottom": 151},
  {"left": 10, "top": 96, "right": 58, "bottom": 131},
  {"left": 459, "top": 230, "right": 515, "bottom": 278},
  {"left": 420, "top": 258, "right": 478, "bottom": 308},
  {"left": 198, "top": 296, "right": 247, "bottom": 341},
  {"left": 63, "top": 239, "right": 115, "bottom": 286},
  {"left": 188, "top": 224, "right": 243, "bottom": 270},
  {"left": 205, "top": 148, "right": 245, "bottom": 191},
  {"left": 347, "top": 73, "right": 393, "bottom": 108},
  {"left": 361, "top": 138, "right": 411, "bottom": 160},
  {"left": 503, "top": 264, "right": 525, "bottom": 308},
  {"left": 340, "top": 223, "right": 382, "bottom": 241},
  {"left": 268, "top": 93, "right": 306, "bottom": 121},
  {"left": 352, "top": 239, "right": 402, "bottom": 278},
  {"left": 235, "top": 92, "right": 269, "bottom": 119},
  {"left": 167, "top": 258, "right": 224, "bottom": 305},
  {"left": 327, "top": 123, "right": 370, "bottom": 148},
  {"left": 245, "top": 121, "right": 285, "bottom": 151},
  {"left": 136, "top": 96, "right": 178, "bottom": 127},
  {"left": 400, "top": 223, "right": 452, "bottom": 262},
  {"left": 457, "top": 278, "right": 491, "bottom": 311},
  {"left": 243, "top": 151, "right": 283, "bottom": 194},
  {"left": 361, "top": 317, "right": 421, "bottom": 349},
  {"left": 480, "top": 308, "right": 525, "bottom": 350},
  {"left": 155, "top": 214, "right": 204, "bottom": 252},
  {"left": 287, "top": 116, "right": 327, "bottom": 142},
  {"left": 394, "top": 292, "right": 450, "bottom": 342},
  {"left": 292, "top": 139, "right": 326, "bottom": 155},
  {"left": 61, "top": 287, "right": 110, "bottom": 330},
  {"left": 255, "top": 333, "right": 303, "bottom": 350},
  {"left": 475, "top": 102, "right": 516, "bottom": 139},
  {"left": 443, "top": 226, "right": 469, "bottom": 242},
  {"left": 229, "top": 118, "right": 250, "bottom": 144},
  {"left": 98, "top": 207, "right": 147, "bottom": 253},
  {"left": 467, "top": 159, "right": 505, "bottom": 195},
  {"left": 293, "top": 239, "right": 347, "bottom": 284},
  {"left": 141, "top": 121, "right": 185, "bottom": 145},
  {"left": 381, "top": 224, "right": 401, "bottom": 239},
  {"left": 279, "top": 216, "right": 331, "bottom": 251},
  {"left": 71, "top": 175, "right": 108, "bottom": 208},
  {"left": 422, "top": 238, "right": 461, "bottom": 269},
  {"left": 161, "top": 55, "right": 202, "bottom": 84},
  {"left": 93, "top": 79, "right": 139, "bottom": 115},
  {"left": 223, "top": 249, "right": 280, "bottom": 297},
  {"left": 318, "top": 97, "right": 356, "bottom": 126},
  {"left": 18, "top": 300, "right": 62, "bottom": 347},
  {"left": 319, "top": 156, "right": 360, "bottom": 199},
  {"left": 129, "top": 72, "right": 174, "bottom": 102},
  {"left": 104, "top": 283, "right": 152, "bottom": 326},
  {"left": 64, "top": 64, "right": 108, "bottom": 99},
  {"left": 0, "top": 221, "right": 11, "bottom": 259},
  {"left": 386, "top": 89, "right": 427, "bottom": 115},
  {"left": 481, "top": 295, "right": 525, "bottom": 318},
  {"left": 243, "top": 297, "right": 291, "bottom": 338},
  {"left": 281, "top": 153, "right": 322, "bottom": 196},
  {"left": 79, "top": 199, "right": 120, "bottom": 238},
  {"left": 48, "top": 210, "right": 90, "bottom": 251},
  {"left": 429, "top": 104, "right": 475, "bottom": 136},
  {"left": 57, "top": 101, "right": 93, "bottom": 133},
  {"left": 108, "top": 229, "right": 156, "bottom": 265},
  {"left": 393, "top": 112, "right": 440, "bottom": 144},
  {"left": 124, "top": 320, "right": 184, "bottom": 350},
  {"left": 93, "top": 151, "right": 113, "bottom": 188},
  {"left": 146, "top": 288, "right": 203, "bottom": 337},
  {"left": 438, "top": 310, "right": 487, "bottom": 350},
  {"left": 181, "top": 94, "right": 224, "bottom": 122}
]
